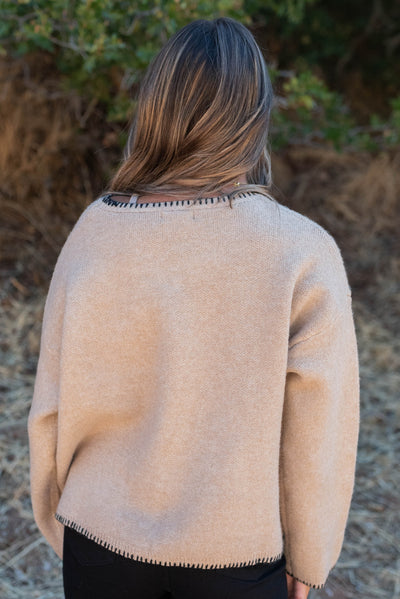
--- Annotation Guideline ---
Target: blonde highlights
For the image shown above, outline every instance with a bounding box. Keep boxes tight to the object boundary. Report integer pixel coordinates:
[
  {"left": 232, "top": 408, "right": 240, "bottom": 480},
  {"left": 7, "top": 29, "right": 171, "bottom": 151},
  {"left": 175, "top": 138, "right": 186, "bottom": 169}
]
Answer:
[{"left": 106, "top": 17, "right": 275, "bottom": 202}]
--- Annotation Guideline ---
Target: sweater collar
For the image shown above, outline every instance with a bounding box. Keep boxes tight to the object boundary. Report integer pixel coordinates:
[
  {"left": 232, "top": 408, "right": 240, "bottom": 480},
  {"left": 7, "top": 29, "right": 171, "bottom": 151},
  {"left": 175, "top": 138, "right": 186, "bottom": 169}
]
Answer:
[{"left": 99, "top": 191, "right": 261, "bottom": 212}]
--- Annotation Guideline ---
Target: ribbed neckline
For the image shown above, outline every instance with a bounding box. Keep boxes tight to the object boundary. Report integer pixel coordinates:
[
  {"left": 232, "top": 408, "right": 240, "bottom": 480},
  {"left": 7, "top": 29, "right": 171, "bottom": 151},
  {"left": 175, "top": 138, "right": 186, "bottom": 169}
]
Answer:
[{"left": 99, "top": 191, "right": 261, "bottom": 212}]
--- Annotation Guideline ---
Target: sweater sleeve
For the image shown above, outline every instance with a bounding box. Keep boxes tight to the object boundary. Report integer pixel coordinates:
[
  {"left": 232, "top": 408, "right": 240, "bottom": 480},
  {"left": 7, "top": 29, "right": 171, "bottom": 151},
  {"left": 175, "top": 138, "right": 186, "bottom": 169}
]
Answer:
[
  {"left": 279, "top": 235, "right": 360, "bottom": 588},
  {"left": 27, "top": 238, "right": 71, "bottom": 560}
]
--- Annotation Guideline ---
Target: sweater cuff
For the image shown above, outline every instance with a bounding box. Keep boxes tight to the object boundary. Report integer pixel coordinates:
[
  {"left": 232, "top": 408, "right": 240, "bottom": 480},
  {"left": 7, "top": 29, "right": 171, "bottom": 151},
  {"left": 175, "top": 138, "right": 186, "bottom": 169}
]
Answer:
[{"left": 285, "top": 565, "right": 329, "bottom": 590}]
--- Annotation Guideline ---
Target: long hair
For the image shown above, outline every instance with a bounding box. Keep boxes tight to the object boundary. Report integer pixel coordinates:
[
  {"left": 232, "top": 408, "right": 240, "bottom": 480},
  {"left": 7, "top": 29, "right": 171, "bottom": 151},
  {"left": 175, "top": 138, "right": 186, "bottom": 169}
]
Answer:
[{"left": 105, "top": 17, "right": 276, "bottom": 204}]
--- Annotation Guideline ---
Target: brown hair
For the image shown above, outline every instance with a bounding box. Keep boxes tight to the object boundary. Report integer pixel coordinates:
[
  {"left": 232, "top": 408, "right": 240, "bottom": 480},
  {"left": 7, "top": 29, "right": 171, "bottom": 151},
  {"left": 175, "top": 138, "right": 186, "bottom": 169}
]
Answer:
[{"left": 105, "top": 17, "right": 276, "bottom": 205}]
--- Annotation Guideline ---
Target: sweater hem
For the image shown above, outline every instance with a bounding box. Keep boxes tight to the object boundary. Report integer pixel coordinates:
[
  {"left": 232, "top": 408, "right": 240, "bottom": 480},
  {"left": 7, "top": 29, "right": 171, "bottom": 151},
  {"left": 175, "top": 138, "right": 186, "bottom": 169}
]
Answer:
[
  {"left": 285, "top": 568, "right": 327, "bottom": 590},
  {"left": 56, "top": 512, "right": 284, "bottom": 569}
]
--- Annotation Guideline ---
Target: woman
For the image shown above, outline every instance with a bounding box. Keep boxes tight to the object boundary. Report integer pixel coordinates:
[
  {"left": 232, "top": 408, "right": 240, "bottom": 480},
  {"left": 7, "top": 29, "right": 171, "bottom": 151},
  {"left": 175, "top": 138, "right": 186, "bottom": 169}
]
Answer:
[{"left": 28, "top": 17, "right": 360, "bottom": 599}]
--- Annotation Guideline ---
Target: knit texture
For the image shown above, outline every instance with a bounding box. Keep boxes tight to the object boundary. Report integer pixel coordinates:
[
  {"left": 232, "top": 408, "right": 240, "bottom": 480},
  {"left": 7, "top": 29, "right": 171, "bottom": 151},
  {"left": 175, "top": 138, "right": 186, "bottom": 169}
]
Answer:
[{"left": 28, "top": 191, "right": 360, "bottom": 589}]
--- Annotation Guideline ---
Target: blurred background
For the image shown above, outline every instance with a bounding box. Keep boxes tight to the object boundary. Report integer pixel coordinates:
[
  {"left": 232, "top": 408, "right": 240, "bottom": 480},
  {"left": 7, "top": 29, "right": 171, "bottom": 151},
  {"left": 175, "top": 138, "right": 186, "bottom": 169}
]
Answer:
[{"left": 0, "top": 1, "right": 399, "bottom": 597}]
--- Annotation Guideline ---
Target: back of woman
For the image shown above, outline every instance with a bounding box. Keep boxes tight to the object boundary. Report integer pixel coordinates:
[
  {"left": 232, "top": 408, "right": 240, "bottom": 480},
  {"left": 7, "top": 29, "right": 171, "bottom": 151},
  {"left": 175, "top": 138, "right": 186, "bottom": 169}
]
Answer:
[{"left": 28, "top": 17, "right": 360, "bottom": 599}]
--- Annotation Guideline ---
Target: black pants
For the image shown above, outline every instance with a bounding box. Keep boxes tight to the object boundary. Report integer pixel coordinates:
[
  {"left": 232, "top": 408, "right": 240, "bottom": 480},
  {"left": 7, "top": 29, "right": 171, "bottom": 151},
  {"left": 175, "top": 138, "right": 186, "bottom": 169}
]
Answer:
[{"left": 63, "top": 526, "right": 288, "bottom": 599}]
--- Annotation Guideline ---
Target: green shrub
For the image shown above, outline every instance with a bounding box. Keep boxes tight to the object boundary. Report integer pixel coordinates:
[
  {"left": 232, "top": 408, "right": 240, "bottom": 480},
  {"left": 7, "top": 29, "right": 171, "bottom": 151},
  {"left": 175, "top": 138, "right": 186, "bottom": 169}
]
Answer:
[
  {"left": 0, "top": 0, "right": 398, "bottom": 152},
  {"left": 0, "top": 0, "right": 246, "bottom": 121}
]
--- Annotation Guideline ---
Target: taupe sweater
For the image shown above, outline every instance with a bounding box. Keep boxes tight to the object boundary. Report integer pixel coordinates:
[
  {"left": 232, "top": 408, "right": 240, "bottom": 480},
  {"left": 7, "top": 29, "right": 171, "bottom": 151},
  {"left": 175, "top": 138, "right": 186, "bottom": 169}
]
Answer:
[{"left": 28, "top": 190, "right": 360, "bottom": 589}]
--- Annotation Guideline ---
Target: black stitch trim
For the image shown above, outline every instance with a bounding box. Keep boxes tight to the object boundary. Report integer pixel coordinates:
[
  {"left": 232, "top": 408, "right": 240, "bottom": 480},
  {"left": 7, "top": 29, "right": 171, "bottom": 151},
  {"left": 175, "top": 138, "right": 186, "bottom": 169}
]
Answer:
[
  {"left": 56, "top": 513, "right": 284, "bottom": 569},
  {"left": 99, "top": 191, "right": 260, "bottom": 209},
  {"left": 285, "top": 568, "right": 326, "bottom": 589}
]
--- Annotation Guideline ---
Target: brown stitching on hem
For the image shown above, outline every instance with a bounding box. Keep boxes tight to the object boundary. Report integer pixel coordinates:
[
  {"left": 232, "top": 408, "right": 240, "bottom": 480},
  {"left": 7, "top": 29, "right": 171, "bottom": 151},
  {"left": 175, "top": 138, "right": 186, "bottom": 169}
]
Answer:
[
  {"left": 56, "top": 513, "right": 284, "bottom": 569},
  {"left": 285, "top": 568, "right": 326, "bottom": 590}
]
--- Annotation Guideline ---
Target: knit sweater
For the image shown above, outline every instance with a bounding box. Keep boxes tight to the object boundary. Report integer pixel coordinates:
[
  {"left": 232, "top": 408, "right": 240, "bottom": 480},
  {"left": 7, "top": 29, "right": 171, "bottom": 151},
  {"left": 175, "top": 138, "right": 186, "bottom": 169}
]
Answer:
[{"left": 28, "top": 190, "right": 360, "bottom": 589}]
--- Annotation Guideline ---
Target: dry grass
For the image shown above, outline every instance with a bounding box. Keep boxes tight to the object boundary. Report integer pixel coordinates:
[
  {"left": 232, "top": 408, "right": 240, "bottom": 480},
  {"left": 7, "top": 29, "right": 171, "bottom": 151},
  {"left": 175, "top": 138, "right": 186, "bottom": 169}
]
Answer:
[
  {"left": 0, "top": 56, "right": 399, "bottom": 599},
  {"left": 0, "top": 53, "right": 121, "bottom": 296}
]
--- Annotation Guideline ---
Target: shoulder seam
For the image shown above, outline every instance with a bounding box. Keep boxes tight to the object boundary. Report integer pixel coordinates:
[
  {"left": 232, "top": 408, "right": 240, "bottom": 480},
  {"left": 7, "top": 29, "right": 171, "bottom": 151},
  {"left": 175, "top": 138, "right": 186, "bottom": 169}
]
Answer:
[{"left": 277, "top": 204, "right": 334, "bottom": 240}]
